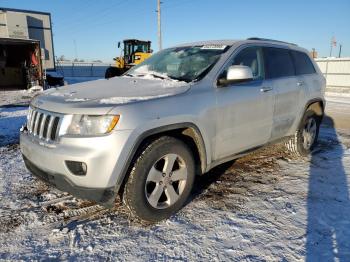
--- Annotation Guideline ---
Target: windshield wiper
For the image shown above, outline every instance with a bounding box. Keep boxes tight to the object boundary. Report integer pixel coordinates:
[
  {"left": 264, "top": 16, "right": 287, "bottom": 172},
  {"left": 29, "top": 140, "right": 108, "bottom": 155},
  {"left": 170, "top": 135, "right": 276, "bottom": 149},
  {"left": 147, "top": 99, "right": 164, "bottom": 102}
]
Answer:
[
  {"left": 124, "top": 73, "right": 135, "bottom": 77},
  {"left": 128, "top": 71, "right": 191, "bottom": 82},
  {"left": 130, "top": 71, "right": 169, "bottom": 80},
  {"left": 149, "top": 73, "right": 192, "bottom": 82},
  {"left": 168, "top": 76, "right": 192, "bottom": 83},
  {"left": 149, "top": 73, "right": 168, "bottom": 80}
]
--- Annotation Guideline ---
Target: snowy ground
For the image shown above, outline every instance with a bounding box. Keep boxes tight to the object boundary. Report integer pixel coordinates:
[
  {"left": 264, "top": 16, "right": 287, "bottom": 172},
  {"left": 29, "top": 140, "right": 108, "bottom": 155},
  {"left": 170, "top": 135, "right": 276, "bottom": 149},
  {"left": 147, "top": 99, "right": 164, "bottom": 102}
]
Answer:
[{"left": 0, "top": 85, "right": 350, "bottom": 260}]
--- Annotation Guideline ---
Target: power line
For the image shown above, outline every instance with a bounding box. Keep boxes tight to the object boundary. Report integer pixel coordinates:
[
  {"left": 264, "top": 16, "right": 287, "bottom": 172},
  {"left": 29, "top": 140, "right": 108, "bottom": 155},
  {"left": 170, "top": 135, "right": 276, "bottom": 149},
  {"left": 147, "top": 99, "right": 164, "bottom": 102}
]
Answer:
[{"left": 54, "top": 0, "right": 129, "bottom": 33}]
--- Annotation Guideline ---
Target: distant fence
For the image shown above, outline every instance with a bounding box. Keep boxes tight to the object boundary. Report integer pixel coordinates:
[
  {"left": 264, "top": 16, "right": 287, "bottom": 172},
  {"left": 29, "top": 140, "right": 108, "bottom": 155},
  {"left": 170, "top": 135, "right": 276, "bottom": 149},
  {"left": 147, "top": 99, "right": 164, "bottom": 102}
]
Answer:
[
  {"left": 55, "top": 60, "right": 350, "bottom": 91},
  {"left": 55, "top": 62, "right": 113, "bottom": 78},
  {"left": 315, "top": 58, "right": 350, "bottom": 91}
]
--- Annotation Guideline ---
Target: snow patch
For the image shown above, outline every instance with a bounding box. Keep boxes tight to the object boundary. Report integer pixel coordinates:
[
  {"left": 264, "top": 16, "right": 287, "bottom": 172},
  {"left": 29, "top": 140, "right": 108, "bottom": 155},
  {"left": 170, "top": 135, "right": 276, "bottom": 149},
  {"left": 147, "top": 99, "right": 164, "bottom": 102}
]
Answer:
[
  {"left": 28, "top": 86, "right": 43, "bottom": 93},
  {"left": 0, "top": 106, "right": 28, "bottom": 146},
  {"left": 48, "top": 91, "right": 67, "bottom": 97},
  {"left": 64, "top": 98, "right": 90, "bottom": 102}
]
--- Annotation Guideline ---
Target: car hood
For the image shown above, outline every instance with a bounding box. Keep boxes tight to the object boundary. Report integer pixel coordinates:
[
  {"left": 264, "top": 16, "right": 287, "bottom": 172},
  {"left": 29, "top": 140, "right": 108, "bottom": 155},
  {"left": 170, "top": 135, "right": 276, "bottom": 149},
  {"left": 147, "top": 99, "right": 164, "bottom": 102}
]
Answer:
[{"left": 31, "top": 76, "right": 191, "bottom": 114}]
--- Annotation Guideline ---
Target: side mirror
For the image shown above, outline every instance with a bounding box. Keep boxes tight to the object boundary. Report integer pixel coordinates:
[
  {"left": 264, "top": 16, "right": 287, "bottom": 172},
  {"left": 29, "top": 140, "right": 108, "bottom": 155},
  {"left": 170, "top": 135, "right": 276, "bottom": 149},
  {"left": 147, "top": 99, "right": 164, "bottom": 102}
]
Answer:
[
  {"left": 117, "top": 42, "right": 121, "bottom": 48},
  {"left": 217, "top": 65, "right": 253, "bottom": 86}
]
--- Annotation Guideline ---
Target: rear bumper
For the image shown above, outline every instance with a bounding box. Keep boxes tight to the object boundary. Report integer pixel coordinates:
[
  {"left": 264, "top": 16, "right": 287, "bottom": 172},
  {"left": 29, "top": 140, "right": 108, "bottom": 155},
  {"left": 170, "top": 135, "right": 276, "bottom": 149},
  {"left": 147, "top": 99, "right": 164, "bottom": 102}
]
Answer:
[{"left": 23, "top": 155, "right": 115, "bottom": 207}]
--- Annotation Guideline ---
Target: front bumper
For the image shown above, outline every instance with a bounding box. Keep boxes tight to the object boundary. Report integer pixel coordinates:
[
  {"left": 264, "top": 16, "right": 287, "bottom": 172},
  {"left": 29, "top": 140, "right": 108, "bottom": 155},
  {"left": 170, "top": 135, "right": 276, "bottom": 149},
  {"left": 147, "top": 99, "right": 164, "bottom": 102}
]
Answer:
[
  {"left": 23, "top": 155, "right": 115, "bottom": 206},
  {"left": 20, "top": 128, "right": 133, "bottom": 206}
]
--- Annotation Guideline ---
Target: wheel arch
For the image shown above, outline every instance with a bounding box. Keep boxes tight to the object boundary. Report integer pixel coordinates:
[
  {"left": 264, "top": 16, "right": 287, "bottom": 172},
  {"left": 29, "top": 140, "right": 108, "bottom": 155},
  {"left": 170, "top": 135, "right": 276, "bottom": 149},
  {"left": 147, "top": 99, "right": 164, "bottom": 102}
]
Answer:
[
  {"left": 115, "top": 123, "right": 208, "bottom": 194},
  {"left": 305, "top": 98, "right": 325, "bottom": 117}
]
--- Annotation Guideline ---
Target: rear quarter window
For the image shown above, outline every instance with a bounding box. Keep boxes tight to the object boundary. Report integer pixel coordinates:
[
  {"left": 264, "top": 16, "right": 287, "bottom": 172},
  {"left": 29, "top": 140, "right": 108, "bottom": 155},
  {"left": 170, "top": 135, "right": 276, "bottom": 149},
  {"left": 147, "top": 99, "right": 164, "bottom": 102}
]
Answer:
[
  {"left": 291, "top": 51, "right": 316, "bottom": 75},
  {"left": 264, "top": 47, "right": 295, "bottom": 79}
]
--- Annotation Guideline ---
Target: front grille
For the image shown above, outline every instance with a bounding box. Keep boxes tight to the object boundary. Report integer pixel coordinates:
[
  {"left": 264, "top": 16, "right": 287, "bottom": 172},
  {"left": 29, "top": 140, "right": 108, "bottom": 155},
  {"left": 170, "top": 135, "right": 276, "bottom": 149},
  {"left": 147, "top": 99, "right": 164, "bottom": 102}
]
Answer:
[{"left": 27, "top": 107, "right": 62, "bottom": 142}]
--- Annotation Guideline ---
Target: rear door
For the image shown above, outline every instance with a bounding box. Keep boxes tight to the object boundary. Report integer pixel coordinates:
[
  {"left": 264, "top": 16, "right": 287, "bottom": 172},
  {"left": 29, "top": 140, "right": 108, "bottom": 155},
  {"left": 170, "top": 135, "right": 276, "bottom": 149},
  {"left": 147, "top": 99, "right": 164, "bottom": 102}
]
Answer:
[
  {"left": 290, "top": 50, "right": 318, "bottom": 105},
  {"left": 263, "top": 47, "right": 299, "bottom": 140},
  {"left": 214, "top": 46, "right": 275, "bottom": 159}
]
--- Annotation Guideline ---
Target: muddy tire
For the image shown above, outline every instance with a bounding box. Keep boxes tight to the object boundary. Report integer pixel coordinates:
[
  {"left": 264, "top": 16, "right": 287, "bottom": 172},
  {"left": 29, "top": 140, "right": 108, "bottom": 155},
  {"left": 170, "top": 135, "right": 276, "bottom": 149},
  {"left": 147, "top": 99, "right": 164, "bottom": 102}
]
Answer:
[
  {"left": 285, "top": 110, "right": 321, "bottom": 157},
  {"left": 105, "top": 67, "right": 123, "bottom": 79},
  {"left": 122, "top": 136, "right": 195, "bottom": 222}
]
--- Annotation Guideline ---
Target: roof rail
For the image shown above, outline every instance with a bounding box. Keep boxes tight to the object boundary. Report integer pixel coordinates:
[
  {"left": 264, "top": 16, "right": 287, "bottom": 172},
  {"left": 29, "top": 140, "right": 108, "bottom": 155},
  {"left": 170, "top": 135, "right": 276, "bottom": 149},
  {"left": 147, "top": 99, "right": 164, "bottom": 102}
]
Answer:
[{"left": 247, "top": 37, "right": 298, "bottom": 46}]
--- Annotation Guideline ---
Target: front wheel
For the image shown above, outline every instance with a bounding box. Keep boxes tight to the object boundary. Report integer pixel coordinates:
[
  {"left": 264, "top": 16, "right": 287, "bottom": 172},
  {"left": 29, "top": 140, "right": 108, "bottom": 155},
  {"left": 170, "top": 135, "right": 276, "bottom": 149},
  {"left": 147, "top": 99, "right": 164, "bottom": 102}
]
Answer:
[
  {"left": 122, "top": 136, "right": 195, "bottom": 222},
  {"left": 285, "top": 110, "right": 321, "bottom": 157}
]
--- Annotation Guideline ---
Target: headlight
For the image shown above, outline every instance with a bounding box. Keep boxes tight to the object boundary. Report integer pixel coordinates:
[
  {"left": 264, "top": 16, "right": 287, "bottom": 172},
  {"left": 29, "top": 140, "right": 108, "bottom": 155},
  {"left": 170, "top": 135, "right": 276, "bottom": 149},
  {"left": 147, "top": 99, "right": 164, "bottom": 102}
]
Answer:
[{"left": 66, "top": 115, "right": 120, "bottom": 135}]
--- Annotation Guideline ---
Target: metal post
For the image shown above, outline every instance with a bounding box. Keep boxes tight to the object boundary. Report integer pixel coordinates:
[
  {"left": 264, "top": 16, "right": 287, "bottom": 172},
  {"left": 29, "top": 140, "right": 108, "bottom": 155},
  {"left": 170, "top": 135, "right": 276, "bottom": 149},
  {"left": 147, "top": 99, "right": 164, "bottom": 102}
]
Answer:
[
  {"left": 329, "top": 43, "right": 333, "bottom": 57},
  {"left": 157, "top": 0, "right": 162, "bottom": 51},
  {"left": 329, "top": 36, "right": 336, "bottom": 57},
  {"left": 338, "top": 44, "right": 342, "bottom": 58}
]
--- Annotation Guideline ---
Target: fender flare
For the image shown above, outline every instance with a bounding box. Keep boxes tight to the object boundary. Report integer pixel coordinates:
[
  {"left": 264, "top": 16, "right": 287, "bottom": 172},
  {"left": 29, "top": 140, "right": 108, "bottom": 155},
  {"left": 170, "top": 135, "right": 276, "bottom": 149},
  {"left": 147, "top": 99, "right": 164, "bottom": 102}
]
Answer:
[
  {"left": 304, "top": 98, "right": 325, "bottom": 116},
  {"left": 114, "top": 122, "right": 208, "bottom": 193}
]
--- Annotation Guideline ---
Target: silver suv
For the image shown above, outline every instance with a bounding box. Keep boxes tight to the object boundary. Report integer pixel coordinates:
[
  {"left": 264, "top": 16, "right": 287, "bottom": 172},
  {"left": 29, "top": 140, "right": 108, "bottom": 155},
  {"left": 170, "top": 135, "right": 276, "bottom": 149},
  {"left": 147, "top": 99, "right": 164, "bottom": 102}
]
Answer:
[{"left": 20, "top": 38, "right": 326, "bottom": 222}]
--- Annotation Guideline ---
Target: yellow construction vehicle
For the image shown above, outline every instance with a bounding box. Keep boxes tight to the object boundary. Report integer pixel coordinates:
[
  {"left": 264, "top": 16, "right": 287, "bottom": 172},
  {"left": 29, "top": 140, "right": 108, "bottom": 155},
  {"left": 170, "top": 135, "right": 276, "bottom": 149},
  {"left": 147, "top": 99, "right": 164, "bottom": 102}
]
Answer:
[{"left": 105, "top": 39, "right": 152, "bottom": 78}]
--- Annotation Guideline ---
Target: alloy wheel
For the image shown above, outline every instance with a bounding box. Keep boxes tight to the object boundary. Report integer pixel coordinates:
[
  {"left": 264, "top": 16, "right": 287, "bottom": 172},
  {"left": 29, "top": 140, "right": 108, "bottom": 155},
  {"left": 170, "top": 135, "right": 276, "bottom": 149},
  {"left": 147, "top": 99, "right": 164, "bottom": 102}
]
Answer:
[
  {"left": 302, "top": 117, "right": 317, "bottom": 150},
  {"left": 145, "top": 153, "right": 188, "bottom": 209}
]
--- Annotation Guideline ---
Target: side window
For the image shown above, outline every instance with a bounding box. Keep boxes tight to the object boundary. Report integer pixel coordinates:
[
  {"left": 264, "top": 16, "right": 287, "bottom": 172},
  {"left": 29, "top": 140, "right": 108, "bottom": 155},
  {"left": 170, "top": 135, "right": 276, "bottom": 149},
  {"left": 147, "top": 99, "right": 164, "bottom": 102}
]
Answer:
[
  {"left": 264, "top": 47, "right": 295, "bottom": 79},
  {"left": 231, "top": 47, "right": 265, "bottom": 80},
  {"left": 291, "top": 51, "right": 316, "bottom": 75}
]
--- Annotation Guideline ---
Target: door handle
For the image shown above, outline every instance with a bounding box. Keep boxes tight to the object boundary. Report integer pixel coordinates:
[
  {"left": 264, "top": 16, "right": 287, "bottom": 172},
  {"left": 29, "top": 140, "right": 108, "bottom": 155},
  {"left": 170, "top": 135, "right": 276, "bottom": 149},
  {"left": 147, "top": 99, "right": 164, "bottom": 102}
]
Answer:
[
  {"left": 297, "top": 81, "right": 304, "bottom": 87},
  {"left": 260, "top": 87, "right": 273, "bottom": 92}
]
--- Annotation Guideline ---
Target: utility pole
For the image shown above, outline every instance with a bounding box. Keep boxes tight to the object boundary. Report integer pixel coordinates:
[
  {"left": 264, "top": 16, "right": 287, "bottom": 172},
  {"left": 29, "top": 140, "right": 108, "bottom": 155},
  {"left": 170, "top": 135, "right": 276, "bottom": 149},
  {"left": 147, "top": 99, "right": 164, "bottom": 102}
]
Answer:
[
  {"left": 329, "top": 36, "right": 336, "bottom": 57},
  {"left": 338, "top": 44, "right": 342, "bottom": 58},
  {"left": 311, "top": 48, "right": 317, "bottom": 59},
  {"left": 157, "top": 0, "right": 162, "bottom": 51}
]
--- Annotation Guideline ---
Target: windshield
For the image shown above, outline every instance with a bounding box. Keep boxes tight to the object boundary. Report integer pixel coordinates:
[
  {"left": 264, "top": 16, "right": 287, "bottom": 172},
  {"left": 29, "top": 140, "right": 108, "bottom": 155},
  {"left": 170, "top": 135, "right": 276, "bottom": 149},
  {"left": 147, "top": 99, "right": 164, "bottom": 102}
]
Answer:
[
  {"left": 125, "top": 42, "right": 150, "bottom": 55},
  {"left": 127, "top": 45, "right": 230, "bottom": 82}
]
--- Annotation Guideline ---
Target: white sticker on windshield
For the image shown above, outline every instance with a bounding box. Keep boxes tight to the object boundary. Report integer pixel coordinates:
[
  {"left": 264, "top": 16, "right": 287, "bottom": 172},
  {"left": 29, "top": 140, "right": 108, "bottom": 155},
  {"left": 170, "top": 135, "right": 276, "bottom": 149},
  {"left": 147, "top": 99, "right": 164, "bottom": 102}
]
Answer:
[{"left": 201, "top": 45, "right": 227, "bottom": 50}]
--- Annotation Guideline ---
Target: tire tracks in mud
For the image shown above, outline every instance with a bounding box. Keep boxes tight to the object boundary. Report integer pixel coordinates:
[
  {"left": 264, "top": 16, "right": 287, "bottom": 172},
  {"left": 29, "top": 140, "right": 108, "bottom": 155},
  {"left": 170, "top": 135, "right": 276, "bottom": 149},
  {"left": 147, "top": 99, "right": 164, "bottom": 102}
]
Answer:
[
  {"left": 0, "top": 144, "right": 136, "bottom": 234},
  {"left": 192, "top": 143, "right": 296, "bottom": 209},
  {"left": 0, "top": 196, "right": 115, "bottom": 234},
  {"left": 0, "top": 142, "right": 297, "bottom": 233}
]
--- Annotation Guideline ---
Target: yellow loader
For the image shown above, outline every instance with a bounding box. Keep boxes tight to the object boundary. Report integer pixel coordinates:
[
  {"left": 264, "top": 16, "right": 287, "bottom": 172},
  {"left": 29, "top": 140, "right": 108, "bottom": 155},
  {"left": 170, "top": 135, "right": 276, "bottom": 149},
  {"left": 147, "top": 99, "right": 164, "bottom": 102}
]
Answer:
[{"left": 105, "top": 39, "right": 152, "bottom": 78}]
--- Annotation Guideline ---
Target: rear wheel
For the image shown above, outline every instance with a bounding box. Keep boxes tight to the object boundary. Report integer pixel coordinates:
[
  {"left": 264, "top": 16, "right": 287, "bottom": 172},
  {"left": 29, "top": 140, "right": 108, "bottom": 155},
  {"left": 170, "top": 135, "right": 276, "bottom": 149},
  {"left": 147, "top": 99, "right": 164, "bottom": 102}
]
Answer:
[
  {"left": 105, "top": 67, "right": 123, "bottom": 79},
  {"left": 285, "top": 110, "right": 321, "bottom": 156},
  {"left": 122, "top": 136, "right": 195, "bottom": 222}
]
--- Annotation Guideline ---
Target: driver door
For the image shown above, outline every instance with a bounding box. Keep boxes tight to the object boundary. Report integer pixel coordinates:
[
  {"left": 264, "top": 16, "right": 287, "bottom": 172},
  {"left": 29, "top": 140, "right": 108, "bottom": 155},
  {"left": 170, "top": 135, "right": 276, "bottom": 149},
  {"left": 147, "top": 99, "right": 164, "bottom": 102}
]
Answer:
[{"left": 214, "top": 46, "right": 275, "bottom": 160}]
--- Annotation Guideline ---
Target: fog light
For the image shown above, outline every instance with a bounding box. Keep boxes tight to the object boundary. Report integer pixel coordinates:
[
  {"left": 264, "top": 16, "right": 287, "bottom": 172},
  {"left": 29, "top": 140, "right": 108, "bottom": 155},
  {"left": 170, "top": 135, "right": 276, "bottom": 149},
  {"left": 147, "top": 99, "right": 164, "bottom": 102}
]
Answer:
[{"left": 65, "top": 161, "right": 87, "bottom": 176}]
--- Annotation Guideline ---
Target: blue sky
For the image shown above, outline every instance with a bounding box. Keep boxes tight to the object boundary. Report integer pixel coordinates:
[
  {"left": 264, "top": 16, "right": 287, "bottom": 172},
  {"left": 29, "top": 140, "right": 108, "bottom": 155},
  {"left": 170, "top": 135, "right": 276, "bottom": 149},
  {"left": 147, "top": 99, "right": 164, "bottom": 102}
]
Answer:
[{"left": 1, "top": 0, "right": 349, "bottom": 61}]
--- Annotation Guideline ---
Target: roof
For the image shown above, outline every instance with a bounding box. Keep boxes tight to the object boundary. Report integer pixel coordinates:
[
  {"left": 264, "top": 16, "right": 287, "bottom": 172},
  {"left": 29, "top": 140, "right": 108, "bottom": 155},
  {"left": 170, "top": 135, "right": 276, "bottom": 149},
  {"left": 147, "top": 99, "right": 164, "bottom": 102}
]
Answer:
[
  {"left": 0, "top": 37, "right": 40, "bottom": 44},
  {"left": 173, "top": 38, "right": 299, "bottom": 49},
  {"left": 0, "top": 7, "right": 50, "bottom": 16},
  {"left": 123, "top": 39, "right": 151, "bottom": 43},
  {"left": 175, "top": 39, "right": 239, "bottom": 47}
]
